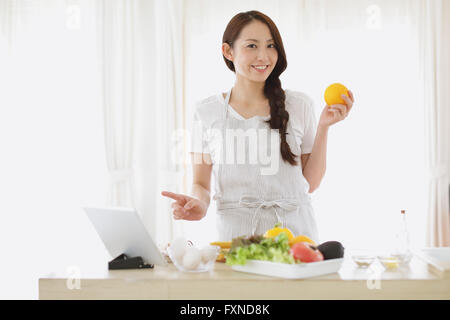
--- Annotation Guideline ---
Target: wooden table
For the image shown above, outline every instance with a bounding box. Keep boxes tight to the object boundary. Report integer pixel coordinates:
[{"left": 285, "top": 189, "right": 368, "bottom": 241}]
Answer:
[{"left": 39, "top": 254, "right": 450, "bottom": 300}]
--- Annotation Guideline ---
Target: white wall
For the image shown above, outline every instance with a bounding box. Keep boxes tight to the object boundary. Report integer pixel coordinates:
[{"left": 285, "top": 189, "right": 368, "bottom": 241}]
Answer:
[{"left": 0, "top": 2, "right": 109, "bottom": 299}]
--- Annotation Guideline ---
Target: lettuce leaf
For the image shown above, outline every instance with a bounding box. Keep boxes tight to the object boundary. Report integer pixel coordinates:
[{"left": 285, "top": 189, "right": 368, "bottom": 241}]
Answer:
[{"left": 225, "top": 232, "right": 295, "bottom": 265}]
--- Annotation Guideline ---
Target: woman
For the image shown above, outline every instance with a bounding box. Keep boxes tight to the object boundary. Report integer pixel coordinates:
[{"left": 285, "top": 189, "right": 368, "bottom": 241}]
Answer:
[{"left": 162, "top": 10, "right": 354, "bottom": 243}]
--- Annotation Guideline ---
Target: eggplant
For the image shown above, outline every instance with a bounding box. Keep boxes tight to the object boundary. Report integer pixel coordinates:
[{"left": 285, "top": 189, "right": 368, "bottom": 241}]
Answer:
[{"left": 317, "top": 241, "right": 345, "bottom": 260}]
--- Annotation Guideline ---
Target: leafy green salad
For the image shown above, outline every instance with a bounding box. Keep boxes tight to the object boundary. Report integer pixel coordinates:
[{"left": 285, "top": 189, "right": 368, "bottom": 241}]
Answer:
[{"left": 225, "top": 233, "right": 296, "bottom": 265}]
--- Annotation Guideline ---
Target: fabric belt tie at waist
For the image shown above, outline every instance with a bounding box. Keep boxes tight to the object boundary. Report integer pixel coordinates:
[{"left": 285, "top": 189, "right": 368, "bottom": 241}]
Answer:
[{"left": 238, "top": 195, "right": 301, "bottom": 236}]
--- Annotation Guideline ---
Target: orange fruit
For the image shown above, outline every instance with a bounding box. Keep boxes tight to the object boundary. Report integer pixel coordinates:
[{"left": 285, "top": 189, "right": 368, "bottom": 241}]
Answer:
[{"left": 324, "top": 83, "right": 349, "bottom": 106}]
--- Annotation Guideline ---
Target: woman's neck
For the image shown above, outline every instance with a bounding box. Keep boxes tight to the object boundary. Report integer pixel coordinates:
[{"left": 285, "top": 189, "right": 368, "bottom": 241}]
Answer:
[{"left": 231, "top": 77, "right": 267, "bottom": 107}]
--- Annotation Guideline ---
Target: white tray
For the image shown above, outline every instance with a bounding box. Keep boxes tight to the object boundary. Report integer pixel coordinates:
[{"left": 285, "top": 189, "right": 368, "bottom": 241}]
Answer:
[
  {"left": 231, "top": 258, "right": 344, "bottom": 279},
  {"left": 418, "top": 247, "right": 450, "bottom": 272}
]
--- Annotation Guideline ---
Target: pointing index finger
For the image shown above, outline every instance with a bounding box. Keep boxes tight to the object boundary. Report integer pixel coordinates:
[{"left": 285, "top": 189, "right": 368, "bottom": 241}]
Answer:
[{"left": 161, "top": 191, "right": 183, "bottom": 202}]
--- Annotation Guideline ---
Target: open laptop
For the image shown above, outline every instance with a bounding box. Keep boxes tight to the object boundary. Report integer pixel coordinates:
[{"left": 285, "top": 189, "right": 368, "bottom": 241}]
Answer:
[{"left": 84, "top": 207, "right": 167, "bottom": 267}]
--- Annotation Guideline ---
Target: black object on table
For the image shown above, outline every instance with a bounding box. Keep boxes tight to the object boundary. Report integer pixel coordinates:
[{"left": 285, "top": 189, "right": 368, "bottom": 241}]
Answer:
[{"left": 108, "top": 253, "right": 154, "bottom": 270}]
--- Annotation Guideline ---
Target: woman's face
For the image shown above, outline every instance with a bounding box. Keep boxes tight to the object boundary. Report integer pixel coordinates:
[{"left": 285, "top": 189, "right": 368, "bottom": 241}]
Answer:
[{"left": 223, "top": 20, "right": 278, "bottom": 83}]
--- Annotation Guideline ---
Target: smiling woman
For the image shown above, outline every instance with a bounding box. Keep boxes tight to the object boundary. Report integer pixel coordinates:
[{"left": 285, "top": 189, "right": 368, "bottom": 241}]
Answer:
[
  {"left": 161, "top": 10, "right": 356, "bottom": 244},
  {"left": 220, "top": 13, "right": 297, "bottom": 165}
]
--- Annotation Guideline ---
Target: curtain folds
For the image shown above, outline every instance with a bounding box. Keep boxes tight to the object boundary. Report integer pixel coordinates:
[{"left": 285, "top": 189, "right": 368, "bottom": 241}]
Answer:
[
  {"left": 96, "top": 0, "right": 139, "bottom": 208},
  {"left": 419, "top": 0, "right": 450, "bottom": 247}
]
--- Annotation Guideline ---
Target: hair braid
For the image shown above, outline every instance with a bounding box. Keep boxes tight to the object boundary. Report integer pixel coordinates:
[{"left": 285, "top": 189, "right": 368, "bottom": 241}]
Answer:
[{"left": 264, "top": 78, "right": 298, "bottom": 165}]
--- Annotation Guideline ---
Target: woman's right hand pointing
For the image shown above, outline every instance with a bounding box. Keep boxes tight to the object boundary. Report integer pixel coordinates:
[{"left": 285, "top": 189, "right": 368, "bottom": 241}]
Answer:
[{"left": 161, "top": 191, "right": 207, "bottom": 221}]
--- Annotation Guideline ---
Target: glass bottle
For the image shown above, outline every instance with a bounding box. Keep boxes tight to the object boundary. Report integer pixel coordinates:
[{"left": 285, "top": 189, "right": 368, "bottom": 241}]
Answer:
[{"left": 393, "top": 209, "right": 412, "bottom": 266}]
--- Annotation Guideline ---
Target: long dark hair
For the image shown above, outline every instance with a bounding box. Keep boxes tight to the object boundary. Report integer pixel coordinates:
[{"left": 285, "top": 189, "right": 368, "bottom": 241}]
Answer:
[{"left": 222, "top": 10, "right": 298, "bottom": 166}]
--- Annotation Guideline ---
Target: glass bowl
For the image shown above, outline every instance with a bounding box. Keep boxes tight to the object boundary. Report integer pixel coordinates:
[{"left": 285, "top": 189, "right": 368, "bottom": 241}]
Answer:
[
  {"left": 391, "top": 252, "right": 412, "bottom": 266},
  {"left": 377, "top": 255, "right": 401, "bottom": 269},
  {"left": 351, "top": 255, "right": 375, "bottom": 268},
  {"left": 168, "top": 245, "right": 220, "bottom": 273}
]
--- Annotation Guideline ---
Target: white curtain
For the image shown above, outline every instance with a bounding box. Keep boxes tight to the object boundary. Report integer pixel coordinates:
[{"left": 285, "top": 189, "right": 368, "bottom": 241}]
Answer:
[
  {"left": 95, "top": 0, "right": 139, "bottom": 208},
  {"left": 136, "top": 0, "right": 188, "bottom": 246},
  {"left": 418, "top": 0, "right": 450, "bottom": 247},
  {"left": 94, "top": 0, "right": 188, "bottom": 247}
]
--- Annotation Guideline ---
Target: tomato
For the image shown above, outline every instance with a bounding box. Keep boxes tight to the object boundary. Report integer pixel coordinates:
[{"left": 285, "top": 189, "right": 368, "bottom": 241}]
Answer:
[{"left": 289, "top": 242, "right": 324, "bottom": 263}]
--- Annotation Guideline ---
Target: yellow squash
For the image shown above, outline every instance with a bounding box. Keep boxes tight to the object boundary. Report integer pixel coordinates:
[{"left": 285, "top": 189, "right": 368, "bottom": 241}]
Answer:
[
  {"left": 263, "top": 223, "right": 294, "bottom": 241},
  {"left": 289, "top": 235, "right": 316, "bottom": 246},
  {"left": 210, "top": 241, "right": 231, "bottom": 262},
  {"left": 210, "top": 241, "right": 231, "bottom": 249}
]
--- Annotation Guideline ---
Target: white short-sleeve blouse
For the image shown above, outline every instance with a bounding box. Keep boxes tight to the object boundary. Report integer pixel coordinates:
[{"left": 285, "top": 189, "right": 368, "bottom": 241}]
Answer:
[{"left": 189, "top": 89, "right": 317, "bottom": 156}]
